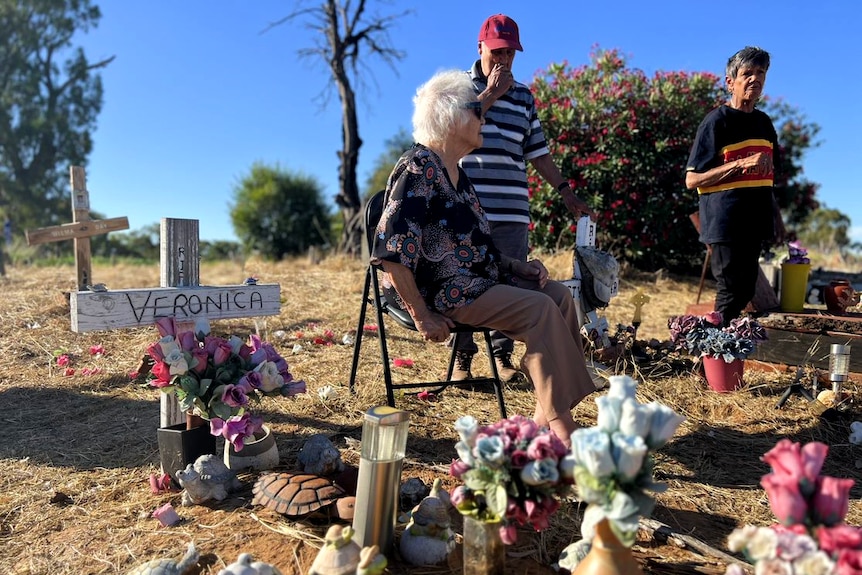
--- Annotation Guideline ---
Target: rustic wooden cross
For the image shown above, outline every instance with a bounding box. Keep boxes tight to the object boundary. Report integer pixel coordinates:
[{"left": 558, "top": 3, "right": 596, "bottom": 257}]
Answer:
[
  {"left": 69, "top": 217, "right": 281, "bottom": 426},
  {"left": 25, "top": 166, "right": 129, "bottom": 291}
]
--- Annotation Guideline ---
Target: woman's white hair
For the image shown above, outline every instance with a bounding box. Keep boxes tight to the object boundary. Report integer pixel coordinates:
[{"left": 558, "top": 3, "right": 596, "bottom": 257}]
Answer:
[{"left": 412, "top": 69, "right": 476, "bottom": 144}]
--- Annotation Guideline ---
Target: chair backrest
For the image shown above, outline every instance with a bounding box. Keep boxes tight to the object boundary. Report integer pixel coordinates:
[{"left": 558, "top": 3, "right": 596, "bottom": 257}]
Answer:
[{"left": 364, "top": 190, "right": 386, "bottom": 253}]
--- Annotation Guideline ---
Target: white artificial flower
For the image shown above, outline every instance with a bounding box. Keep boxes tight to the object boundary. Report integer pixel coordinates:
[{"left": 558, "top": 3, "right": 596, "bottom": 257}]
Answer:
[
  {"left": 318, "top": 385, "right": 335, "bottom": 401},
  {"left": 254, "top": 361, "right": 285, "bottom": 392},
  {"left": 596, "top": 395, "right": 622, "bottom": 433},
  {"left": 341, "top": 333, "right": 354, "bottom": 345},
  {"left": 618, "top": 398, "right": 651, "bottom": 439},
  {"left": 454, "top": 440, "right": 475, "bottom": 467},
  {"left": 606, "top": 375, "right": 637, "bottom": 400},
  {"left": 292, "top": 343, "right": 304, "bottom": 354},
  {"left": 193, "top": 318, "right": 211, "bottom": 339},
  {"left": 611, "top": 432, "right": 647, "bottom": 481},
  {"left": 793, "top": 550, "right": 835, "bottom": 575},
  {"left": 644, "top": 402, "right": 686, "bottom": 449},
  {"left": 579, "top": 503, "right": 607, "bottom": 540},
  {"left": 520, "top": 458, "right": 560, "bottom": 486},
  {"left": 164, "top": 348, "right": 189, "bottom": 376},
  {"left": 454, "top": 415, "right": 478, "bottom": 444},
  {"left": 727, "top": 525, "right": 760, "bottom": 552},
  {"left": 273, "top": 329, "right": 287, "bottom": 339},
  {"left": 228, "top": 335, "right": 245, "bottom": 355},
  {"left": 754, "top": 558, "right": 792, "bottom": 575},
  {"left": 158, "top": 336, "right": 180, "bottom": 358},
  {"left": 746, "top": 526, "right": 779, "bottom": 562},
  {"left": 570, "top": 427, "right": 615, "bottom": 478}
]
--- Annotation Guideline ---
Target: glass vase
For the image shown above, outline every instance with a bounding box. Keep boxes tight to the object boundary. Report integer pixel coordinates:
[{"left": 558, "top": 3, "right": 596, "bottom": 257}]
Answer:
[{"left": 462, "top": 516, "right": 505, "bottom": 575}]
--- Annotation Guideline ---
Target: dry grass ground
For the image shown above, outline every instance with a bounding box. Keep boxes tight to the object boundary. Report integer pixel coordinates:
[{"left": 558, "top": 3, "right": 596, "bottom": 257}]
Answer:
[{"left": 0, "top": 252, "right": 859, "bottom": 575}]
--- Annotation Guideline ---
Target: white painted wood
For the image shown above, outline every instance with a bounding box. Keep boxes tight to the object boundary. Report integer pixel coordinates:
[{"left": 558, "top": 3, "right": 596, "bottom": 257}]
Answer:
[{"left": 70, "top": 284, "right": 281, "bottom": 333}]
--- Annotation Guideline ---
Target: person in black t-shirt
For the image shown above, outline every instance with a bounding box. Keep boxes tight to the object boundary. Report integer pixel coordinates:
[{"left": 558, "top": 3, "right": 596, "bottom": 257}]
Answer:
[{"left": 685, "top": 46, "right": 786, "bottom": 326}]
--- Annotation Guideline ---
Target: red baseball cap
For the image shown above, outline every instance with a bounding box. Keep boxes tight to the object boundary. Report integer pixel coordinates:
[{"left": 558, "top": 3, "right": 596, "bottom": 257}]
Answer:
[{"left": 478, "top": 14, "right": 523, "bottom": 51}]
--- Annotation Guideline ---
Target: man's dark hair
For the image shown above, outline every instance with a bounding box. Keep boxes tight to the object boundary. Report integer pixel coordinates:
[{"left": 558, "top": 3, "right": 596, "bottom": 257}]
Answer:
[{"left": 726, "top": 46, "right": 771, "bottom": 79}]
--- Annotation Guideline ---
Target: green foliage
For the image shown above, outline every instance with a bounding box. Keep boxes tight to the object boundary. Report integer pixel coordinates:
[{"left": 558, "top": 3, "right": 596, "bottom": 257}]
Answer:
[
  {"left": 529, "top": 48, "right": 821, "bottom": 272},
  {"left": 229, "top": 163, "right": 331, "bottom": 260},
  {"left": 363, "top": 128, "right": 413, "bottom": 200},
  {"left": 0, "top": 0, "right": 108, "bottom": 237},
  {"left": 798, "top": 207, "right": 852, "bottom": 254}
]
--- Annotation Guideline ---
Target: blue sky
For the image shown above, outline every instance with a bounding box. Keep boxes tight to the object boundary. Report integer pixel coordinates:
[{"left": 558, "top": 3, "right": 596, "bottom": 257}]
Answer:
[{"left": 74, "top": 1, "right": 861, "bottom": 244}]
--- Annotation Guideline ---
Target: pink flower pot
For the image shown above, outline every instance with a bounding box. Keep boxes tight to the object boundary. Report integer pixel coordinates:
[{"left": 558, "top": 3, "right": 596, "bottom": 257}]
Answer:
[{"left": 702, "top": 357, "right": 744, "bottom": 392}]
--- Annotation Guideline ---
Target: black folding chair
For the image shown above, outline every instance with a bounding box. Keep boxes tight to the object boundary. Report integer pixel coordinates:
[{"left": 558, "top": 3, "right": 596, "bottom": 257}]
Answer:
[{"left": 348, "top": 190, "right": 507, "bottom": 418}]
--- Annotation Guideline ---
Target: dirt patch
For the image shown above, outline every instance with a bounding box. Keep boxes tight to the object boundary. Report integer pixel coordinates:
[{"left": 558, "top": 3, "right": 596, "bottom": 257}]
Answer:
[{"left": 0, "top": 257, "right": 859, "bottom": 574}]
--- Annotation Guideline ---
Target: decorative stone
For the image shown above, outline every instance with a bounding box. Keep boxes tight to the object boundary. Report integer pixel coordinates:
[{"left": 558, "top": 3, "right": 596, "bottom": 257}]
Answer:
[
  {"left": 399, "top": 477, "right": 428, "bottom": 510},
  {"left": 126, "top": 542, "right": 198, "bottom": 575}
]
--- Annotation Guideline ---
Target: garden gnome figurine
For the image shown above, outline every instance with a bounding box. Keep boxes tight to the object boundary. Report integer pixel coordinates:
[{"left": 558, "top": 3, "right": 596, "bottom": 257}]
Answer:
[{"left": 308, "top": 525, "right": 362, "bottom": 575}]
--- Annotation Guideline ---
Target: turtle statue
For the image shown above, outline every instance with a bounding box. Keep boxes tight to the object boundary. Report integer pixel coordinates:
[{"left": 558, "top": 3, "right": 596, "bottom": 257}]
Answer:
[
  {"left": 308, "top": 525, "right": 361, "bottom": 575},
  {"left": 399, "top": 478, "right": 455, "bottom": 566},
  {"left": 176, "top": 454, "right": 242, "bottom": 506},
  {"left": 217, "top": 552, "right": 283, "bottom": 575},
  {"left": 252, "top": 472, "right": 355, "bottom": 521},
  {"left": 126, "top": 542, "right": 198, "bottom": 575}
]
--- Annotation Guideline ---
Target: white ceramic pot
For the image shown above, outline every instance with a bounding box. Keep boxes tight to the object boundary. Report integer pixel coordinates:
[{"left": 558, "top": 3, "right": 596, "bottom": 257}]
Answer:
[{"left": 223, "top": 425, "right": 279, "bottom": 471}]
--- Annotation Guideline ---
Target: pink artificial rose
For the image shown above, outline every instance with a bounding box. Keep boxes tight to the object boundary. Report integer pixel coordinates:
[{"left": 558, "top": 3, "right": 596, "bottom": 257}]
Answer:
[
  {"left": 818, "top": 525, "right": 862, "bottom": 556},
  {"left": 837, "top": 548, "right": 862, "bottom": 575},
  {"left": 703, "top": 311, "right": 723, "bottom": 326},
  {"left": 146, "top": 341, "right": 165, "bottom": 362},
  {"left": 761, "top": 439, "right": 828, "bottom": 495},
  {"left": 89, "top": 344, "right": 105, "bottom": 356},
  {"left": 189, "top": 348, "right": 209, "bottom": 374},
  {"left": 176, "top": 330, "right": 197, "bottom": 352},
  {"left": 449, "top": 485, "right": 469, "bottom": 509},
  {"left": 526, "top": 433, "right": 567, "bottom": 461},
  {"left": 155, "top": 316, "right": 177, "bottom": 338},
  {"left": 450, "top": 458, "right": 470, "bottom": 478},
  {"left": 205, "top": 337, "right": 232, "bottom": 366},
  {"left": 56, "top": 354, "right": 70, "bottom": 367},
  {"left": 761, "top": 473, "right": 809, "bottom": 525},
  {"left": 149, "top": 361, "right": 173, "bottom": 387},
  {"left": 509, "top": 449, "right": 530, "bottom": 469},
  {"left": 812, "top": 476, "right": 855, "bottom": 526},
  {"left": 516, "top": 417, "right": 539, "bottom": 440},
  {"left": 499, "top": 523, "right": 518, "bottom": 546},
  {"left": 221, "top": 384, "right": 249, "bottom": 408}
]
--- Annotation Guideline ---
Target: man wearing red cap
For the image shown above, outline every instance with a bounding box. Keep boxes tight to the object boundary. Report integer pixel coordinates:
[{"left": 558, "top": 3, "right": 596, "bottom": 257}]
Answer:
[{"left": 453, "top": 14, "right": 593, "bottom": 383}]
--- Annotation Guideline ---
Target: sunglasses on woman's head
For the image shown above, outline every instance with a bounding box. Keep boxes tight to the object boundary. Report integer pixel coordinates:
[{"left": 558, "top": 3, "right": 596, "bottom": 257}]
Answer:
[{"left": 463, "top": 101, "right": 483, "bottom": 120}]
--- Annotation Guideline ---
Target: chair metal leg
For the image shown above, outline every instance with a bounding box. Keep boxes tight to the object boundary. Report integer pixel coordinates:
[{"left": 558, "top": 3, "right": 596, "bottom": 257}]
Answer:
[
  {"left": 481, "top": 330, "right": 507, "bottom": 419},
  {"left": 370, "top": 271, "right": 397, "bottom": 408},
  {"left": 348, "top": 268, "right": 372, "bottom": 394}
]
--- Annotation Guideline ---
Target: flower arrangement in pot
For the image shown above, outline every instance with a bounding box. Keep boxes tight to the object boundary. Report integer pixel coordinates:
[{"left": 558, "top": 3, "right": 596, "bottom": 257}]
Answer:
[
  {"left": 146, "top": 317, "right": 306, "bottom": 451},
  {"left": 557, "top": 375, "right": 685, "bottom": 573},
  {"left": 667, "top": 311, "right": 768, "bottom": 363},
  {"left": 724, "top": 439, "right": 862, "bottom": 574},
  {"left": 449, "top": 414, "right": 572, "bottom": 546}
]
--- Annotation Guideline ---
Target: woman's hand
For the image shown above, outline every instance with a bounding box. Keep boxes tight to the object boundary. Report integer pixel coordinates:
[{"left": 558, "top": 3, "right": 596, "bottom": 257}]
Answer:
[
  {"left": 414, "top": 311, "right": 455, "bottom": 343},
  {"left": 512, "top": 259, "right": 550, "bottom": 288}
]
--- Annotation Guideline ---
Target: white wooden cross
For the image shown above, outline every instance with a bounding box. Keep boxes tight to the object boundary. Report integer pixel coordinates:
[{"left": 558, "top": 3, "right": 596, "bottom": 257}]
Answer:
[
  {"left": 561, "top": 216, "right": 619, "bottom": 348},
  {"left": 69, "top": 218, "right": 281, "bottom": 426},
  {"left": 25, "top": 166, "right": 129, "bottom": 290}
]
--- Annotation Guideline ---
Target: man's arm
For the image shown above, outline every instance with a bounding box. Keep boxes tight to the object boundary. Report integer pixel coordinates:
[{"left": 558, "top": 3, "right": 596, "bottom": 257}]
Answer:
[
  {"left": 376, "top": 259, "right": 455, "bottom": 342},
  {"left": 530, "top": 154, "right": 594, "bottom": 218},
  {"left": 685, "top": 152, "right": 771, "bottom": 190}
]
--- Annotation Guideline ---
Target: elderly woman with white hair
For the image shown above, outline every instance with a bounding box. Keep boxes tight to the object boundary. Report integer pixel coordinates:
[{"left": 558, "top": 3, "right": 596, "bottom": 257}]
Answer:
[{"left": 371, "top": 70, "right": 595, "bottom": 444}]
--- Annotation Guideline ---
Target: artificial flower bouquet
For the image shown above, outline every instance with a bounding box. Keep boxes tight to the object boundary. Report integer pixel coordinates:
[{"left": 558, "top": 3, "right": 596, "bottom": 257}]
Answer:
[
  {"left": 784, "top": 240, "right": 811, "bottom": 265},
  {"left": 562, "top": 375, "right": 685, "bottom": 553},
  {"left": 449, "top": 414, "right": 571, "bottom": 545},
  {"left": 146, "top": 317, "right": 306, "bottom": 451},
  {"left": 667, "top": 311, "right": 767, "bottom": 363},
  {"left": 724, "top": 439, "right": 862, "bottom": 574}
]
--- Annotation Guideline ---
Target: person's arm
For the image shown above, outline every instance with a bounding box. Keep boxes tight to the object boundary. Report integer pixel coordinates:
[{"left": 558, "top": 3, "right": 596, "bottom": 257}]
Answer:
[
  {"left": 530, "top": 153, "right": 594, "bottom": 218},
  {"left": 376, "top": 259, "right": 455, "bottom": 343},
  {"left": 685, "top": 151, "right": 773, "bottom": 190},
  {"left": 477, "top": 63, "right": 513, "bottom": 112}
]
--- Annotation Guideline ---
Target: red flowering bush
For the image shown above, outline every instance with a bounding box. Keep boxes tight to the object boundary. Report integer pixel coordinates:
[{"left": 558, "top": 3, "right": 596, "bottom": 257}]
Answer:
[{"left": 529, "top": 47, "right": 820, "bottom": 272}]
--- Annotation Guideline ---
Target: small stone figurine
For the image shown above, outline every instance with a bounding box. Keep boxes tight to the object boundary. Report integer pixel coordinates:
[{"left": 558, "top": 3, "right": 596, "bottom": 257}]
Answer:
[
  {"left": 176, "top": 454, "right": 241, "bottom": 506},
  {"left": 308, "top": 525, "right": 362, "bottom": 575},
  {"left": 217, "top": 553, "right": 283, "bottom": 575},
  {"left": 399, "top": 478, "right": 456, "bottom": 566}
]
